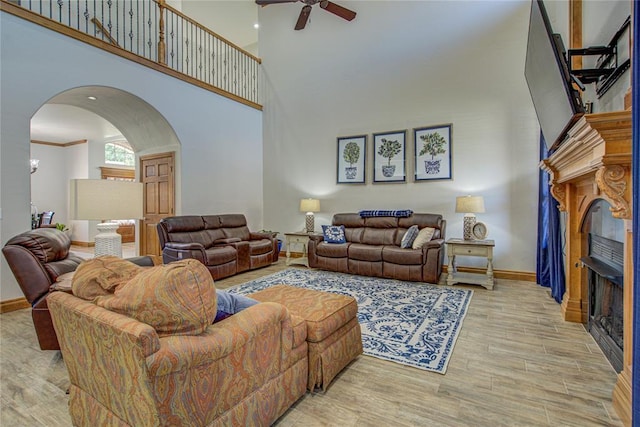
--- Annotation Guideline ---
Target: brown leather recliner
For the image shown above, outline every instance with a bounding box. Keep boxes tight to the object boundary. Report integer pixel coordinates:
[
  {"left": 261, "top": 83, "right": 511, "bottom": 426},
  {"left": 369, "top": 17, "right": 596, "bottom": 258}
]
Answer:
[
  {"left": 2, "top": 228, "right": 155, "bottom": 350},
  {"left": 157, "top": 214, "right": 278, "bottom": 280}
]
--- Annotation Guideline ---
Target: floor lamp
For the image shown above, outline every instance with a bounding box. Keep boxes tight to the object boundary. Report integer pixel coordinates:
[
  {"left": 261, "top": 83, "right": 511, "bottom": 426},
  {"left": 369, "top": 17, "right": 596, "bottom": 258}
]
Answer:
[{"left": 70, "top": 179, "right": 143, "bottom": 257}]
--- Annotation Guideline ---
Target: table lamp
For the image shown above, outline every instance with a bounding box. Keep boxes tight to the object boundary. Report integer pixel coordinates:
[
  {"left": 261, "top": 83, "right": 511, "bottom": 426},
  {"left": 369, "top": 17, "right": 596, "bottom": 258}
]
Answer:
[
  {"left": 455, "top": 195, "right": 485, "bottom": 240},
  {"left": 300, "top": 198, "right": 320, "bottom": 233},
  {"left": 70, "top": 179, "right": 144, "bottom": 257}
]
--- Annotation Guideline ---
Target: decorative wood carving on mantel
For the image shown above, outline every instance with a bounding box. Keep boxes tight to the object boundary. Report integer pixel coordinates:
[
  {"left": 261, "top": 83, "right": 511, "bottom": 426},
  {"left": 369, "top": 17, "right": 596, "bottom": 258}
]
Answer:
[
  {"left": 540, "top": 110, "right": 632, "bottom": 218},
  {"left": 540, "top": 109, "right": 632, "bottom": 426},
  {"left": 595, "top": 165, "right": 630, "bottom": 219}
]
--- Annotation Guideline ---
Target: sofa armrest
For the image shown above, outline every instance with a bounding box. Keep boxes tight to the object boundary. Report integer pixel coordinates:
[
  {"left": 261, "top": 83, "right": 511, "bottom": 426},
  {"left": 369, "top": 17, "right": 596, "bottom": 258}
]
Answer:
[
  {"left": 249, "top": 231, "right": 275, "bottom": 240},
  {"left": 126, "top": 256, "right": 159, "bottom": 267},
  {"left": 423, "top": 238, "right": 444, "bottom": 249},
  {"left": 146, "top": 302, "right": 301, "bottom": 376},
  {"left": 308, "top": 234, "right": 324, "bottom": 243},
  {"left": 165, "top": 242, "right": 204, "bottom": 251},
  {"left": 422, "top": 238, "right": 445, "bottom": 283},
  {"left": 162, "top": 242, "right": 206, "bottom": 264}
]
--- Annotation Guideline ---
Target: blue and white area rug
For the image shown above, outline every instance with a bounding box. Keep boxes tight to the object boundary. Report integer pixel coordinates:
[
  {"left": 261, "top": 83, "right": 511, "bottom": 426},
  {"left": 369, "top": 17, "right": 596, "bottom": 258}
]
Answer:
[{"left": 228, "top": 269, "right": 473, "bottom": 374}]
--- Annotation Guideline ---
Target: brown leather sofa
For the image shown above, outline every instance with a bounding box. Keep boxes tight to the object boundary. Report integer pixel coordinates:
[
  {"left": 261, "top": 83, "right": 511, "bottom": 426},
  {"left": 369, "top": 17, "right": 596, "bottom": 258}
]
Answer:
[
  {"left": 308, "top": 213, "right": 446, "bottom": 283},
  {"left": 157, "top": 214, "right": 278, "bottom": 280},
  {"left": 2, "top": 228, "right": 155, "bottom": 350}
]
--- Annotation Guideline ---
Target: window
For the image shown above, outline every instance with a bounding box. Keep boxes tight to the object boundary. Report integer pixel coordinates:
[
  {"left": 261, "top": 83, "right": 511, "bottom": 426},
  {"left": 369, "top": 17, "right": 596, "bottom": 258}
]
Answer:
[{"left": 105, "top": 141, "right": 134, "bottom": 166}]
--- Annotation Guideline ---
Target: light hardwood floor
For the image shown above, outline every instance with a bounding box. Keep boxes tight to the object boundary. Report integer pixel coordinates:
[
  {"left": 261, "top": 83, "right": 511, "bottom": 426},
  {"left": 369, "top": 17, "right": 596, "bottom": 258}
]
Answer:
[{"left": 0, "top": 255, "right": 623, "bottom": 426}]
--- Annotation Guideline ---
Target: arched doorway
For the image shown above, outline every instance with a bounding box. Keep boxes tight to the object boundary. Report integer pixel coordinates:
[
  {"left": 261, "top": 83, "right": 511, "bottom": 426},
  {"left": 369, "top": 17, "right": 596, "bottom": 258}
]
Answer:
[{"left": 30, "top": 86, "right": 181, "bottom": 256}]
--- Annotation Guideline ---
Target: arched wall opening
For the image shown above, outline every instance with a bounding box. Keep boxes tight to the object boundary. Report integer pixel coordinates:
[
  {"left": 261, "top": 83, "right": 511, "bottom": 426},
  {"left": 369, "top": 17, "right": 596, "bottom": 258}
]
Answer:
[{"left": 30, "top": 85, "right": 182, "bottom": 246}]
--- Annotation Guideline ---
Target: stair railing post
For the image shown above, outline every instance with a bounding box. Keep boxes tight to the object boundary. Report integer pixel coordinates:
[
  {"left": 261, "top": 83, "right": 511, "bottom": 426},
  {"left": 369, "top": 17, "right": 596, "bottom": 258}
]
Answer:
[{"left": 157, "top": 0, "right": 167, "bottom": 65}]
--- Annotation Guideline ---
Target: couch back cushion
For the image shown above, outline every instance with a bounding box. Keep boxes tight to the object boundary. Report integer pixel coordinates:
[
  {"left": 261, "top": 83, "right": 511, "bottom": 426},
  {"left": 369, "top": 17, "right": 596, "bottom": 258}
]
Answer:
[
  {"left": 219, "top": 214, "right": 251, "bottom": 241},
  {"left": 361, "top": 216, "right": 400, "bottom": 245},
  {"left": 6, "top": 228, "right": 70, "bottom": 264},
  {"left": 332, "top": 213, "right": 365, "bottom": 243},
  {"left": 161, "top": 216, "right": 206, "bottom": 233},
  {"left": 332, "top": 213, "right": 444, "bottom": 247},
  {"left": 97, "top": 259, "right": 217, "bottom": 337}
]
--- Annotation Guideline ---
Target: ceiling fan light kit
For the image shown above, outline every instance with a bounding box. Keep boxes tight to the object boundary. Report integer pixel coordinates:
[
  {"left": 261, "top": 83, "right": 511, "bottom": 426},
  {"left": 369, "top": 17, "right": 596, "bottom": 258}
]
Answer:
[{"left": 256, "top": 0, "right": 356, "bottom": 31}]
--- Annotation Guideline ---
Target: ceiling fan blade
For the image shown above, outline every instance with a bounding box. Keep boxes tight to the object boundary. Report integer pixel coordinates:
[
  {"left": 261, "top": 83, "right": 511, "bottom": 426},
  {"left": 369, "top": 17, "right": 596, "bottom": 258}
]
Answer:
[
  {"left": 255, "top": 0, "right": 298, "bottom": 6},
  {"left": 319, "top": 1, "right": 356, "bottom": 21},
  {"left": 295, "top": 5, "right": 312, "bottom": 30}
]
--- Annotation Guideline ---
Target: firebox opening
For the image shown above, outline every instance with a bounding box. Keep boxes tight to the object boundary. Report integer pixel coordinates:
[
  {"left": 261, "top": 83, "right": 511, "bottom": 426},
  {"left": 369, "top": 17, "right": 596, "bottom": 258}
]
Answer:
[{"left": 580, "top": 199, "right": 624, "bottom": 373}]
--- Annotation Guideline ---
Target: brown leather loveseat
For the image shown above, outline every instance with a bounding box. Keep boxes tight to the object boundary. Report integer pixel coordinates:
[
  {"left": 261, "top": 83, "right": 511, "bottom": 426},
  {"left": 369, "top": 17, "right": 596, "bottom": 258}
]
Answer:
[
  {"left": 157, "top": 214, "right": 278, "bottom": 280},
  {"left": 2, "top": 228, "right": 155, "bottom": 350},
  {"left": 308, "top": 213, "right": 446, "bottom": 284}
]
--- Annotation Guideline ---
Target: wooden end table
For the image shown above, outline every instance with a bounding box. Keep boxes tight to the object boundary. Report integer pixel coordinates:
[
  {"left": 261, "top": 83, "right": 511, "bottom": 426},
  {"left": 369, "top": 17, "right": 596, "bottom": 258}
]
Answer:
[
  {"left": 446, "top": 238, "right": 495, "bottom": 290},
  {"left": 284, "top": 232, "right": 314, "bottom": 267}
]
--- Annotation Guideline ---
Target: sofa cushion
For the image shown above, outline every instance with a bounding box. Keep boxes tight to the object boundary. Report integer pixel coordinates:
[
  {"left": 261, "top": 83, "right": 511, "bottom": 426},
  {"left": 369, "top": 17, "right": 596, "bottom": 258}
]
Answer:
[
  {"left": 249, "top": 239, "right": 273, "bottom": 255},
  {"left": 322, "top": 225, "right": 346, "bottom": 244},
  {"left": 72, "top": 256, "right": 144, "bottom": 301},
  {"left": 412, "top": 227, "right": 436, "bottom": 249},
  {"left": 316, "top": 242, "right": 349, "bottom": 258},
  {"left": 205, "top": 245, "right": 237, "bottom": 266},
  {"left": 382, "top": 246, "right": 425, "bottom": 265},
  {"left": 97, "top": 259, "right": 217, "bottom": 337},
  {"left": 348, "top": 243, "right": 383, "bottom": 262},
  {"left": 400, "top": 225, "right": 420, "bottom": 249},
  {"left": 361, "top": 227, "right": 397, "bottom": 246}
]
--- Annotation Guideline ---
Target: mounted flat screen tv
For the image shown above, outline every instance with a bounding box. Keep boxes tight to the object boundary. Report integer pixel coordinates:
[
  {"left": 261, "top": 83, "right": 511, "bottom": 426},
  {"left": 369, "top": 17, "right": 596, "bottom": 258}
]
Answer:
[{"left": 525, "top": 0, "right": 585, "bottom": 151}]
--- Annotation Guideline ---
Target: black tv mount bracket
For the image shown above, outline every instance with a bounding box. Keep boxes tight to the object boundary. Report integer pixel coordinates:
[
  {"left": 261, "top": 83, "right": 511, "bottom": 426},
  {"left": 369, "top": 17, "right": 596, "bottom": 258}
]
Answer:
[{"left": 567, "top": 16, "right": 631, "bottom": 97}]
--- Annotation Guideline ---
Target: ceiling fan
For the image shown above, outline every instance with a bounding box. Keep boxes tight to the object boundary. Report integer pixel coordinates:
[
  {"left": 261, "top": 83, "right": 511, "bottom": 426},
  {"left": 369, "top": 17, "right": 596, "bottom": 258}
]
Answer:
[{"left": 256, "top": 0, "right": 356, "bottom": 31}]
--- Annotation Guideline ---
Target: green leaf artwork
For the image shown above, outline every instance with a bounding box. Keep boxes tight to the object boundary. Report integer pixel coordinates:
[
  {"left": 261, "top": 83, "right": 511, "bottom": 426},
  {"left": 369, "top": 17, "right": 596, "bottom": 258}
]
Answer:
[
  {"left": 419, "top": 132, "right": 447, "bottom": 160},
  {"left": 343, "top": 141, "right": 361, "bottom": 167},
  {"left": 377, "top": 138, "right": 402, "bottom": 166}
]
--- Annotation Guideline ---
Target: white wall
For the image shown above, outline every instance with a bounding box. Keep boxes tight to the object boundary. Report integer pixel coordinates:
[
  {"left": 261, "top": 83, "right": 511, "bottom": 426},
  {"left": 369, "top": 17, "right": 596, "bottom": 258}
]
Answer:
[
  {"left": 259, "top": 1, "right": 540, "bottom": 272},
  {"left": 30, "top": 144, "right": 68, "bottom": 226},
  {"left": 1, "top": 12, "right": 262, "bottom": 301}
]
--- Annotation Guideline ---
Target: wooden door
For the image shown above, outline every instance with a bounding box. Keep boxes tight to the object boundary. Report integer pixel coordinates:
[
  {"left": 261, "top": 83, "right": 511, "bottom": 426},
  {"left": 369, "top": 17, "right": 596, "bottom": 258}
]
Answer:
[{"left": 139, "top": 152, "right": 175, "bottom": 257}]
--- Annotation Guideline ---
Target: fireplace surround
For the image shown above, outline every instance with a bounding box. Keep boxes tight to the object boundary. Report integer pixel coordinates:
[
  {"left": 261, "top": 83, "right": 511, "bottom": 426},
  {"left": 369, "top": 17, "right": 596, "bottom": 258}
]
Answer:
[{"left": 540, "top": 110, "right": 632, "bottom": 425}]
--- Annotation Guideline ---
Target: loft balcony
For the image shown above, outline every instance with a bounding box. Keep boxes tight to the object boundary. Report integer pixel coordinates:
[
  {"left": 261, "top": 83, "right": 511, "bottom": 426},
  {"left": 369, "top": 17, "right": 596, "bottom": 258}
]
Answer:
[{"left": 1, "top": 0, "right": 262, "bottom": 110}]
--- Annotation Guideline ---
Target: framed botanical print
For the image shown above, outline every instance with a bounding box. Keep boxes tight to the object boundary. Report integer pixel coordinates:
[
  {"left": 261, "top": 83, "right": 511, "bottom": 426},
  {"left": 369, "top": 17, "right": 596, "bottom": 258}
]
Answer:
[
  {"left": 337, "top": 135, "right": 366, "bottom": 184},
  {"left": 373, "top": 130, "right": 406, "bottom": 183},
  {"left": 414, "top": 124, "right": 452, "bottom": 181}
]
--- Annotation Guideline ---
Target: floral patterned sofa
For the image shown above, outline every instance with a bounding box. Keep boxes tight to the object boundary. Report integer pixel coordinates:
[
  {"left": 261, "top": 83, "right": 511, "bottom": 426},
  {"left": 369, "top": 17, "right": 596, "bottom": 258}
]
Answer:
[{"left": 48, "top": 259, "right": 308, "bottom": 426}]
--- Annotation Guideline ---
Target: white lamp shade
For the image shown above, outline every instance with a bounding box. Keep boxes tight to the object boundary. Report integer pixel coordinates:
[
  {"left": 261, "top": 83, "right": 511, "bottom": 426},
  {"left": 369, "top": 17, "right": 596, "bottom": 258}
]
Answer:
[
  {"left": 300, "top": 198, "right": 320, "bottom": 213},
  {"left": 70, "top": 179, "right": 144, "bottom": 220},
  {"left": 455, "top": 195, "right": 485, "bottom": 214}
]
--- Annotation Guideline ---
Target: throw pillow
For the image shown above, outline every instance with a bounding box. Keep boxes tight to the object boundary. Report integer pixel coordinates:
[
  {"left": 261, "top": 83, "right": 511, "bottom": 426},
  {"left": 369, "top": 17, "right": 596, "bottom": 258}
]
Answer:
[
  {"left": 412, "top": 227, "right": 436, "bottom": 249},
  {"left": 400, "top": 225, "right": 420, "bottom": 249},
  {"left": 72, "top": 256, "right": 144, "bottom": 301},
  {"left": 96, "top": 259, "right": 217, "bottom": 337},
  {"left": 322, "top": 225, "right": 347, "bottom": 244}
]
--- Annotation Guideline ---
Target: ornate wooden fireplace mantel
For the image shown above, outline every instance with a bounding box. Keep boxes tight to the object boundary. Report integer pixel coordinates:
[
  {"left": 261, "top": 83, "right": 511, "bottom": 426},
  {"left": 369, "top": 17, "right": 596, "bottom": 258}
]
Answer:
[{"left": 540, "top": 110, "right": 632, "bottom": 425}]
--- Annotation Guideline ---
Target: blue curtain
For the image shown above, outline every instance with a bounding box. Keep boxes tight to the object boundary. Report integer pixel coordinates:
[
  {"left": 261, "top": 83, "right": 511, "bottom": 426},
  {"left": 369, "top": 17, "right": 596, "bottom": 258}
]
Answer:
[
  {"left": 537, "top": 134, "right": 565, "bottom": 303},
  {"left": 631, "top": 2, "right": 640, "bottom": 425}
]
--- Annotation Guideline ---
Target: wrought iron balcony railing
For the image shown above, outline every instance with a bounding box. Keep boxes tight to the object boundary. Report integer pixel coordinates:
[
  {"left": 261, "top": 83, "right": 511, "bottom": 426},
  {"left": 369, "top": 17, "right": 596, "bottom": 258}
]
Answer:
[{"left": 3, "top": 0, "right": 261, "bottom": 109}]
